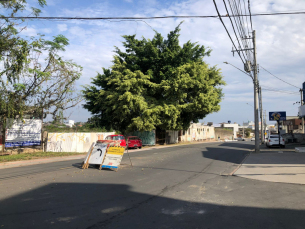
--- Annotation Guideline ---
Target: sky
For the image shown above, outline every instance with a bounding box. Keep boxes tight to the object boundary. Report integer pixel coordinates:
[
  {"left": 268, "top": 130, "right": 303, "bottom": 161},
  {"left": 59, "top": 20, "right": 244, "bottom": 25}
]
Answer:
[{"left": 7, "top": 0, "right": 305, "bottom": 125}]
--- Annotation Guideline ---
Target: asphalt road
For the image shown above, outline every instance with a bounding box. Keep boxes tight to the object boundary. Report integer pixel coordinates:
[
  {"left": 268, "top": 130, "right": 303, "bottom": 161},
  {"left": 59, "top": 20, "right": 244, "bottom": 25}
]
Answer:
[{"left": 1, "top": 141, "right": 305, "bottom": 229}]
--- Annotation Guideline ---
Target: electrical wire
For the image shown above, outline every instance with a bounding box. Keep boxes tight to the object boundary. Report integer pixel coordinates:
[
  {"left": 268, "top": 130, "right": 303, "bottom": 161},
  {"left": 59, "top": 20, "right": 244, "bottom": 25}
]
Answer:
[
  {"left": 261, "top": 88, "right": 299, "bottom": 95},
  {"left": 230, "top": 0, "right": 252, "bottom": 62},
  {"left": 222, "top": 0, "right": 248, "bottom": 63},
  {"left": 248, "top": 0, "right": 253, "bottom": 31},
  {"left": 213, "top": 0, "right": 246, "bottom": 65},
  {"left": 260, "top": 65, "right": 300, "bottom": 89},
  {"left": 3, "top": 11, "right": 305, "bottom": 20}
]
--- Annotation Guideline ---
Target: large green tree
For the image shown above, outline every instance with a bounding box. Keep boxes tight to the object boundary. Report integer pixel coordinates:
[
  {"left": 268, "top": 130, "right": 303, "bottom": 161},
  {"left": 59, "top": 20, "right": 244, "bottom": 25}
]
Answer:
[
  {"left": 83, "top": 23, "right": 225, "bottom": 134},
  {"left": 0, "top": 0, "right": 82, "bottom": 121},
  {"left": 0, "top": 1, "right": 82, "bottom": 149}
]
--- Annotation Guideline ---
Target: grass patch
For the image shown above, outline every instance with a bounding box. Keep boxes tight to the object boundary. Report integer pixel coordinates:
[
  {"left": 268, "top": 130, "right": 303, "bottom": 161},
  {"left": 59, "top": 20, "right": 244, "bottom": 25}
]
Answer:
[{"left": 0, "top": 152, "right": 85, "bottom": 163}]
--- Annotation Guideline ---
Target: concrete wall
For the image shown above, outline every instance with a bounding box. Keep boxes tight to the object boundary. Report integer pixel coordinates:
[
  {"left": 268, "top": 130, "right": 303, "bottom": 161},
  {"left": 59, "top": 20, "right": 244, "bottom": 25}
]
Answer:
[
  {"left": 223, "top": 123, "right": 239, "bottom": 138},
  {"left": 215, "top": 127, "right": 234, "bottom": 140},
  {"left": 47, "top": 132, "right": 115, "bottom": 153},
  {"left": 282, "top": 133, "right": 305, "bottom": 144},
  {"left": 179, "top": 123, "right": 215, "bottom": 142}
]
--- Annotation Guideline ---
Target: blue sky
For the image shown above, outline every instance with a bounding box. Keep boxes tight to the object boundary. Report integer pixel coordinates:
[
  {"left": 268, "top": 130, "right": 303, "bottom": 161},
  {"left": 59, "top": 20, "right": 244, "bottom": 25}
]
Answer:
[{"left": 10, "top": 0, "right": 305, "bottom": 125}]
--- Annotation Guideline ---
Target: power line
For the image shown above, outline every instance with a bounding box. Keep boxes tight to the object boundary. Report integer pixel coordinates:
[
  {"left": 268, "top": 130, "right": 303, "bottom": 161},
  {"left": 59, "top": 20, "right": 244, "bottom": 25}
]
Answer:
[
  {"left": 3, "top": 11, "right": 305, "bottom": 20},
  {"left": 261, "top": 88, "right": 299, "bottom": 95},
  {"left": 213, "top": 0, "right": 246, "bottom": 65},
  {"left": 248, "top": 0, "right": 253, "bottom": 31},
  {"left": 261, "top": 87, "right": 299, "bottom": 94},
  {"left": 260, "top": 65, "right": 300, "bottom": 89},
  {"left": 222, "top": 0, "right": 248, "bottom": 63}
]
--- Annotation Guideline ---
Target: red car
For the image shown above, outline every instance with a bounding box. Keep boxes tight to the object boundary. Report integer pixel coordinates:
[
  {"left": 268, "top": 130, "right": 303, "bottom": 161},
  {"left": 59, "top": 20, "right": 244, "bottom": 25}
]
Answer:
[
  {"left": 104, "top": 135, "right": 126, "bottom": 147},
  {"left": 127, "top": 136, "right": 142, "bottom": 149}
]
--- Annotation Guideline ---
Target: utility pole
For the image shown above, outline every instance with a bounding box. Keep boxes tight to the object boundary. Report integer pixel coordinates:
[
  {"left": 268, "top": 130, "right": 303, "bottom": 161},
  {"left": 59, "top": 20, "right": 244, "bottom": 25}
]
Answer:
[
  {"left": 301, "top": 88, "right": 304, "bottom": 134},
  {"left": 253, "top": 30, "right": 260, "bottom": 153},
  {"left": 264, "top": 110, "right": 267, "bottom": 141},
  {"left": 243, "top": 121, "right": 245, "bottom": 138},
  {"left": 259, "top": 86, "right": 264, "bottom": 144}
]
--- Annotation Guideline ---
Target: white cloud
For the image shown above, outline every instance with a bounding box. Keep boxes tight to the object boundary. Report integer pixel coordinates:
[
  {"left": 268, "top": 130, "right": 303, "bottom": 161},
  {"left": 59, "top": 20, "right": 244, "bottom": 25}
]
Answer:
[
  {"left": 57, "top": 24, "right": 68, "bottom": 32},
  {"left": 20, "top": 26, "right": 37, "bottom": 37}
]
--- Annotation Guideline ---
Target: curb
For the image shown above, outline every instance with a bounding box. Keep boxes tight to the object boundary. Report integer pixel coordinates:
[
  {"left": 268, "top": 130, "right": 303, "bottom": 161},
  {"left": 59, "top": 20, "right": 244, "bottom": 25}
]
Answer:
[{"left": 230, "top": 149, "right": 253, "bottom": 176}]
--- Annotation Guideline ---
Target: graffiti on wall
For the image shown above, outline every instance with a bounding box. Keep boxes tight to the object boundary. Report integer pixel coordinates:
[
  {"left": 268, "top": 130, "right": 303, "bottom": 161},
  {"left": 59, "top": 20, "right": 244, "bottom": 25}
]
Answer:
[
  {"left": 47, "top": 132, "right": 115, "bottom": 153},
  {"left": 130, "top": 131, "right": 155, "bottom": 145}
]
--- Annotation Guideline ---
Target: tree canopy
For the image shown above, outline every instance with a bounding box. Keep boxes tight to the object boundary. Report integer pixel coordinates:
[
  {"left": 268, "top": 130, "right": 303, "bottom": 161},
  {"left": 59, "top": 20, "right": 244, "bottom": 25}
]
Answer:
[
  {"left": 83, "top": 23, "right": 225, "bottom": 134},
  {"left": 0, "top": 0, "right": 82, "bottom": 124}
]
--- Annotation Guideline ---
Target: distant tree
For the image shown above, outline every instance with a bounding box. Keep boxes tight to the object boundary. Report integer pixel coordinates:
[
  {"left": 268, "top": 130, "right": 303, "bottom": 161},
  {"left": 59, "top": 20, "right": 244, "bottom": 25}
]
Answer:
[
  {"left": 245, "top": 128, "right": 252, "bottom": 138},
  {"left": 83, "top": 23, "right": 225, "bottom": 134}
]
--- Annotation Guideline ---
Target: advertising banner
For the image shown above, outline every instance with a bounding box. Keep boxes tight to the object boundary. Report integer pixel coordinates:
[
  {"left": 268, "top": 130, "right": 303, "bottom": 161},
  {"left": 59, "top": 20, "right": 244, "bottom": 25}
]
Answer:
[
  {"left": 269, "top": 111, "right": 286, "bottom": 121},
  {"left": 5, "top": 119, "right": 42, "bottom": 147},
  {"left": 88, "top": 142, "right": 108, "bottom": 165},
  {"left": 102, "top": 146, "right": 125, "bottom": 169}
]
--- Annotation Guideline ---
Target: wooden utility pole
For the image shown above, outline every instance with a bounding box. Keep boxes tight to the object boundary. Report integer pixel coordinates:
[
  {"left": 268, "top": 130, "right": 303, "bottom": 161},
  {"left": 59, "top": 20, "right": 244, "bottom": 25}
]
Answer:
[
  {"left": 301, "top": 88, "right": 304, "bottom": 134},
  {"left": 259, "top": 86, "right": 264, "bottom": 144},
  {"left": 253, "top": 30, "right": 260, "bottom": 153}
]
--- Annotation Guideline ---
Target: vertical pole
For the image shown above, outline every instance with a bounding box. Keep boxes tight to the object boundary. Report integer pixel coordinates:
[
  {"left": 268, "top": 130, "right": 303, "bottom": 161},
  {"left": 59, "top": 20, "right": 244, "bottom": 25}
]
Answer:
[
  {"left": 259, "top": 86, "right": 264, "bottom": 144},
  {"left": 301, "top": 89, "right": 304, "bottom": 134},
  {"left": 243, "top": 121, "right": 244, "bottom": 138},
  {"left": 264, "top": 110, "right": 267, "bottom": 140},
  {"left": 253, "top": 30, "right": 260, "bottom": 153},
  {"left": 277, "top": 120, "right": 281, "bottom": 147},
  {"left": 2, "top": 118, "right": 6, "bottom": 155}
]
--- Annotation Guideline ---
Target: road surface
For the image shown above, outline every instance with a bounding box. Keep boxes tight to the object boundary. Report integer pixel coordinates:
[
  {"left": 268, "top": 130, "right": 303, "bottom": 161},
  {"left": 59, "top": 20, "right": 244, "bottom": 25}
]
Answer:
[{"left": 1, "top": 141, "right": 305, "bottom": 228}]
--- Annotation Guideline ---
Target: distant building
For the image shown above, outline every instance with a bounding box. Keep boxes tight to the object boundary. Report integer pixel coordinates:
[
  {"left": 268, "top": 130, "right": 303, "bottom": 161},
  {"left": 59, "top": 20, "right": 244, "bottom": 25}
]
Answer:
[{"left": 64, "top": 120, "right": 75, "bottom": 128}]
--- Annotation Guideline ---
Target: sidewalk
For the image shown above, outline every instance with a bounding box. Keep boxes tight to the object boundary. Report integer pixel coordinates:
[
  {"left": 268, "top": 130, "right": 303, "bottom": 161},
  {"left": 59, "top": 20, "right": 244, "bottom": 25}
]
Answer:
[
  {"left": 0, "top": 140, "right": 216, "bottom": 170},
  {"left": 234, "top": 142, "right": 305, "bottom": 185}
]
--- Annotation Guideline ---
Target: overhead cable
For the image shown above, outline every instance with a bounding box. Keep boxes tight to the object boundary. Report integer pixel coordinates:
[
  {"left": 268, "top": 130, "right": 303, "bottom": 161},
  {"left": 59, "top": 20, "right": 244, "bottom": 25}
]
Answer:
[
  {"left": 3, "top": 11, "right": 305, "bottom": 20},
  {"left": 260, "top": 65, "right": 300, "bottom": 89},
  {"left": 213, "top": 0, "right": 245, "bottom": 65}
]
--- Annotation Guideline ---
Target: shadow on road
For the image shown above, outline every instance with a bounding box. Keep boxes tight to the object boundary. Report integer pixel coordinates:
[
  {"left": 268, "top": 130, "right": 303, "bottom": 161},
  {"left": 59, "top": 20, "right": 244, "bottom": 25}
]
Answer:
[
  {"left": 202, "top": 142, "right": 252, "bottom": 164},
  {"left": 1, "top": 182, "right": 305, "bottom": 229}
]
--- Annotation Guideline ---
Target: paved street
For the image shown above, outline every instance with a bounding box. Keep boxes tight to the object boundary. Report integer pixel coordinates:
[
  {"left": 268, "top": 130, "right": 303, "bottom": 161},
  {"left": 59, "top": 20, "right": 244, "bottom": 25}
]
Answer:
[{"left": 1, "top": 142, "right": 305, "bottom": 229}]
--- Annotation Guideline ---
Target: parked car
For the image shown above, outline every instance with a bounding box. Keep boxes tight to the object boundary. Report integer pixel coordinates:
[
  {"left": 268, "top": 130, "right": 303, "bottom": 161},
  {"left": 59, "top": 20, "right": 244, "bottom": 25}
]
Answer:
[
  {"left": 127, "top": 136, "right": 142, "bottom": 149},
  {"left": 236, "top": 137, "right": 245, "bottom": 141},
  {"left": 104, "top": 135, "right": 126, "bottom": 147},
  {"left": 251, "top": 137, "right": 255, "bottom": 141},
  {"left": 266, "top": 135, "right": 285, "bottom": 148}
]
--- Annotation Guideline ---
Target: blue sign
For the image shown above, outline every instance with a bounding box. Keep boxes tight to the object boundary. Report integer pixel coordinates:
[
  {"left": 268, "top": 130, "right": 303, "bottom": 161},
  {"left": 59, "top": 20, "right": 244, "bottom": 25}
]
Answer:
[
  {"left": 269, "top": 111, "right": 286, "bottom": 121},
  {"left": 5, "top": 141, "right": 41, "bottom": 147}
]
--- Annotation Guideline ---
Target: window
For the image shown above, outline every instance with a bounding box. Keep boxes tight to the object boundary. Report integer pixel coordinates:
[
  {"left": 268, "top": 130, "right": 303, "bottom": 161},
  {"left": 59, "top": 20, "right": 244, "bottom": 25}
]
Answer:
[
  {"left": 188, "top": 129, "right": 190, "bottom": 135},
  {"left": 105, "top": 136, "right": 111, "bottom": 140},
  {"left": 112, "top": 136, "right": 125, "bottom": 140}
]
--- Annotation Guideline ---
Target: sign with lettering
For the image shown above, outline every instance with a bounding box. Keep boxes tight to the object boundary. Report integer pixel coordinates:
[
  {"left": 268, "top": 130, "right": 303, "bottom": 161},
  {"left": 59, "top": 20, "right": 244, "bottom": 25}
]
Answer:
[
  {"left": 5, "top": 119, "right": 42, "bottom": 147},
  {"left": 102, "top": 146, "right": 125, "bottom": 169},
  {"left": 269, "top": 111, "right": 286, "bottom": 121}
]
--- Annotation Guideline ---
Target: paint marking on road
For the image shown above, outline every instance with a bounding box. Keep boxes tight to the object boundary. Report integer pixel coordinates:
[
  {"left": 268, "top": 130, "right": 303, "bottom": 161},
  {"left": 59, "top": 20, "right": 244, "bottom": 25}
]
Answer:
[{"left": 60, "top": 167, "right": 73, "bottom": 170}]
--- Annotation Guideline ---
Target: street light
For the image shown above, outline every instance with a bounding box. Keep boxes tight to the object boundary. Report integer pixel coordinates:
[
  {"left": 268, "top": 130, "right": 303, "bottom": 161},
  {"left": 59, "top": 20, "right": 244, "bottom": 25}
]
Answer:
[{"left": 223, "top": 62, "right": 252, "bottom": 79}]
